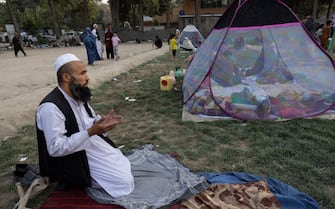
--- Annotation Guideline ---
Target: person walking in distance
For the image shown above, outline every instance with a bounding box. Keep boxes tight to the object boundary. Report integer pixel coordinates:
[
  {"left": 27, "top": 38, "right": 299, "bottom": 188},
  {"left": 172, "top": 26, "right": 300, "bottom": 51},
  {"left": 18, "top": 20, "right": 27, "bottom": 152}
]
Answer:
[
  {"left": 12, "top": 32, "right": 27, "bottom": 57},
  {"left": 321, "top": 20, "right": 332, "bottom": 49},
  {"left": 82, "top": 27, "right": 99, "bottom": 66},
  {"left": 104, "top": 25, "right": 114, "bottom": 59},
  {"left": 112, "top": 32, "right": 121, "bottom": 61},
  {"left": 169, "top": 34, "right": 178, "bottom": 60},
  {"left": 92, "top": 24, "right": 103, "bottom": 60}
]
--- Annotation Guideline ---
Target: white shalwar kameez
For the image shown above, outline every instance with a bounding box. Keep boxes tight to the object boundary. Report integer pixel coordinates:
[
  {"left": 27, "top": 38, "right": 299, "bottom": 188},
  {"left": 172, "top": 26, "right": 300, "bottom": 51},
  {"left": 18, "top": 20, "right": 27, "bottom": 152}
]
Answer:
[
  {"left": 92, "top": 28, "right": 104, "bottom": 59},
  {"left": 36, "top": 87, "right": 134, "bottom": 197}
]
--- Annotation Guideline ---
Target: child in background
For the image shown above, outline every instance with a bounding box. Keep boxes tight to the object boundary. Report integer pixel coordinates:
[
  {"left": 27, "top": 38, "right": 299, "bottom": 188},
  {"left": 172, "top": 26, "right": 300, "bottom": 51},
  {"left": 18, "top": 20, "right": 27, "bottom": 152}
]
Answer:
[
  {"left": 112, "top": 32, "right": 121, "bottom": 60},
  {"left": 169, "top": 34, "right": 178, "bottom": 60}
]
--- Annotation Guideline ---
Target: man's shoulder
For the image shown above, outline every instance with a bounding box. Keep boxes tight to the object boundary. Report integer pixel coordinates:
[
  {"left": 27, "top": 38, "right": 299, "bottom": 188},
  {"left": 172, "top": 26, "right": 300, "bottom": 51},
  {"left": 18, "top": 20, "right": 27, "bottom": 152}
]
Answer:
[
  {"left": 38, "top": 101, "right": 58, "bottom": 112},
  {"left": 40, "top": 87, "right": 71, "bottom": 110}
]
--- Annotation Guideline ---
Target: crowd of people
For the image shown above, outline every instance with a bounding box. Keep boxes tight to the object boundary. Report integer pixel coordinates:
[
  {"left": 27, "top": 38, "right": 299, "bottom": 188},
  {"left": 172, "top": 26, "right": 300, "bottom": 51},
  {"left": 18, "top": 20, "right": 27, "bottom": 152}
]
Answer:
[
  {"left": 82, "top": 24, "right": 189, "bottom": 64},
  {"left": 81, "top": 23, "right": 123, "bottom": 65},
  {"left": 9, "top": 24, "right": 189, "bottom": 64},
  {"left": 303, "top": 14, "right": 335, "bottom": 56}
]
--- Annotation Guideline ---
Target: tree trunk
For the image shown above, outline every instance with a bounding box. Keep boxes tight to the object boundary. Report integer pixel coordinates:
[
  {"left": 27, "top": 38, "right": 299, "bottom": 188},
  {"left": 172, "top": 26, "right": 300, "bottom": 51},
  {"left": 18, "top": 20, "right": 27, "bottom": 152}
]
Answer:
[
  {"left": 326, "top": 0, "right": 333, "bottom": 19},
  {"left": 139, "top": 0, "right": 144, "bottom": 32},
  {"left": 48, "top": 0, "right": 61, "bottom": 39},
  {"left": 6, "top": 0, "right": 20, "bottom": 33},
  {"left": 82, "top": 0, "right": 90, "bottom": 27},
  {"left": 312, "top": 0, "right": 318, "bottom": 20},
  {"left": 286, "top": 0, "right": 299, "bottom": 12},
  {"left": 194, "top": 0, "right": 200, "bottom": 28},
  {"left": 110, "top": 0, "right": 120, "bottom": 32},
  {"left": 166, "top": 1, "right": 171, "bottom": 28},
  {"left": 130, "top": 4, "right": 137, "bottom": 29}
]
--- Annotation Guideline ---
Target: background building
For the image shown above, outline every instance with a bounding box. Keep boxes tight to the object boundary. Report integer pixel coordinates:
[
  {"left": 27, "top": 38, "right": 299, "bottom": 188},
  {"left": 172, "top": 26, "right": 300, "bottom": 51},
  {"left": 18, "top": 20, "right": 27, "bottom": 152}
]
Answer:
[{"left": 179, "top": 0, "right": 230, "bottom": 36}]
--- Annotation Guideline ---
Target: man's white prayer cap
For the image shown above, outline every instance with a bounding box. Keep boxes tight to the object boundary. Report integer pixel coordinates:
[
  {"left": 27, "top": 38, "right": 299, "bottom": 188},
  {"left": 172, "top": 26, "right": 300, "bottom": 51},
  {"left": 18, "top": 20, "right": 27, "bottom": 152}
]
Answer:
[{"left": 54, "top": 53, "right": 80, "bottom": 72}]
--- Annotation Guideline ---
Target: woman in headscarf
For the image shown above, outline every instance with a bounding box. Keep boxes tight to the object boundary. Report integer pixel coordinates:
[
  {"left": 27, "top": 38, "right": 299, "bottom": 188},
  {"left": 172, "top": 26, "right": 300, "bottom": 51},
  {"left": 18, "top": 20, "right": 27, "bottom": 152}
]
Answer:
[{"left": 82, "top": 27, "right": 99, "bottom": 65}]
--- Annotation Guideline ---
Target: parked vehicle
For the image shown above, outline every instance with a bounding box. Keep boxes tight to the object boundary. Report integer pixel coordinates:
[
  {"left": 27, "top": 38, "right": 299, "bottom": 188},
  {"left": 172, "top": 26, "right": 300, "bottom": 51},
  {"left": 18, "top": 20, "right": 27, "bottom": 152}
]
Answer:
[
  {"left": 60, "top": 31, "right": 81, "bottom": 46},
  {"left": 41, "top": 34, "right": 57, "bottom": 43},
  {"left": 0, "top": 32, "right": 10, "bottom": 43},
  {"left": 27, "top": 35, "right": 38, "bottom": 43},
  {"left": 0, "top": 42, "right": 10, "bottom": 50},
  {"left": 0, "top": 32, "right": 11, "bottom": 50}
]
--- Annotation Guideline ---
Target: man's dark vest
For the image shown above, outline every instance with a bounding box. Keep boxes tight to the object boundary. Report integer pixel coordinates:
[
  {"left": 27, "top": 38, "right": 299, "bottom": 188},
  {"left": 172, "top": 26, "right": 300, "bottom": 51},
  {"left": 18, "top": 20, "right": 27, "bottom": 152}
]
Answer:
[{"left": 36, "top": 87, "right": 91, "bottom": 187}]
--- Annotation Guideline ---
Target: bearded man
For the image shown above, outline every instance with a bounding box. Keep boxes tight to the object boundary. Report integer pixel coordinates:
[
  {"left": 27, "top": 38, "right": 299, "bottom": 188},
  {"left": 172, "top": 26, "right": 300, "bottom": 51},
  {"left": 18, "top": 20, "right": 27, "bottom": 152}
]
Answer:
[{"left": 36, "top": 53, "right": 134, "bottom": 197}]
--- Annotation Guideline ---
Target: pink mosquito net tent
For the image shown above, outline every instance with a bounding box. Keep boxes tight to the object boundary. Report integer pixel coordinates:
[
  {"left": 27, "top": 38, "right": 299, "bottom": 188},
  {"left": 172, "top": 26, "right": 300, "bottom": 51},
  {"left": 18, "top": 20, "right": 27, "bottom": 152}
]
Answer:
[{"left": 182, "top": 0, "right": 335, "bottom": 121}]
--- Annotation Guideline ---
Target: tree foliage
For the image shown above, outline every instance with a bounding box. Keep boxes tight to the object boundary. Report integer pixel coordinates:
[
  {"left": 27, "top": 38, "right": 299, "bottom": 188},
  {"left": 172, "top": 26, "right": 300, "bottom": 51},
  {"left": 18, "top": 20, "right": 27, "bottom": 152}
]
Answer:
[
  {"left": 1, "top": 0, "right": 335, "bottom": 35},
  {"left": 283, "top": 0, "right": 334, "bottom": 20},
  {"left": 116, "top": 0, "right": 171, "bottom": 30},
  {"left": 1, "top": 0, "right": 100, "bottom": 34},
  {"left": 143, "top": 0, "right": 160, "bottom": 17},
  {"left": 1, "top": 0, "right": 176, "bottom": 34}
]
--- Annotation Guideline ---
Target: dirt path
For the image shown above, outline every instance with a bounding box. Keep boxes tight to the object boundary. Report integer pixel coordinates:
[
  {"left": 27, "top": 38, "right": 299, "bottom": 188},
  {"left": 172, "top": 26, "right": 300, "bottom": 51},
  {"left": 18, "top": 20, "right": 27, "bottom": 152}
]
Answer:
[{"left": 0, "top": 42, "right": 168, "bottom": 139}]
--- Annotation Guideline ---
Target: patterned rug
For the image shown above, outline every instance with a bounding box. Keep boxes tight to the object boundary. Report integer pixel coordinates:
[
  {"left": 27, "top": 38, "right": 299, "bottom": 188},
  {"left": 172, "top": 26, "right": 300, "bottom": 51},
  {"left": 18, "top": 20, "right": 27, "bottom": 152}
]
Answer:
[
  {"left": 39, "top": 187, "right": 124, "bottom": 209},
  {"left": 39, "top": 187, "right": 181, "bottom": 209}
]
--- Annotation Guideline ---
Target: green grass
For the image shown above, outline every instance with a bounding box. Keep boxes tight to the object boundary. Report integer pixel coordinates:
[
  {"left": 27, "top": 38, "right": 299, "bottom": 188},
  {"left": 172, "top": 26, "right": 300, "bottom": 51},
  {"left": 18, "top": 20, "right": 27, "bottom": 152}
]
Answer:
[{"left": 0, "top": 51, "right": 335, "bottom": 209}]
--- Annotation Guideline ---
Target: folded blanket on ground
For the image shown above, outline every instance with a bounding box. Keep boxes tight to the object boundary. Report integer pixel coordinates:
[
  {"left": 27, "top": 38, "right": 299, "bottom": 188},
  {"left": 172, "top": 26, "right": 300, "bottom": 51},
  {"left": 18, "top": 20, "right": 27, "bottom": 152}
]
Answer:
[
  {"left": 199, "top": 172, "right": 321, "bottom": 209},
  {"left": 86, "top": 144, "right": 209, "bottom": 209},
  {"left": 180, "top": 180, "right": 283, "bottom": 209}
]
